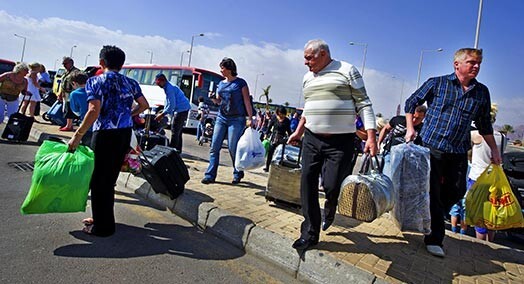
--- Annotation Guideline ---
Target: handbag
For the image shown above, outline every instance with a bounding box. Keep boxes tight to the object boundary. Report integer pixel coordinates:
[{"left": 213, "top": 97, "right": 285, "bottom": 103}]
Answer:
[
  {"left": 465, "top": 164, "right": 524, "bottom": 230},
  {"left": 121, "top": 130, "right": 143, "bottom": 175},
  {"left": 338, "top": 154, "right": 395, "bottom": 222}
]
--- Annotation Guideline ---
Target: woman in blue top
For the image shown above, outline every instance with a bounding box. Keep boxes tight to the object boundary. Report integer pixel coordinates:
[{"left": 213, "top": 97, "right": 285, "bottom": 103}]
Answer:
[
  {"left": 68, "top": 45, "right": 149, "bottom": 237},
  {"left": 202, "top": 57, "right": 254, "bottom": 184}
]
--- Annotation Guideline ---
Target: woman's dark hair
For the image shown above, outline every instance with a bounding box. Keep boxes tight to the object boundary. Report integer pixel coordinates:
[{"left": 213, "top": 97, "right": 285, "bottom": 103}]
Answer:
[
  {"left": 220, "top": 57, "right": 238, "bottom": 76},
  {"left": 276, "top": 106, "right": 287, "bottom": 116},
  {"left": 100, "top": 45, "right": 126, "bottom": 70}
]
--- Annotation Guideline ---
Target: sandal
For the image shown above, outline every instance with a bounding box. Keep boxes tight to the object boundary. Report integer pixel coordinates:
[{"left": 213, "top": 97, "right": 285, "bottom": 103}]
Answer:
[
  {"left": 82, "top": 218, "right": 94, "bottom": 226},
  {"left": 82, "top": 224, "right": 94, "bottom": 235}
]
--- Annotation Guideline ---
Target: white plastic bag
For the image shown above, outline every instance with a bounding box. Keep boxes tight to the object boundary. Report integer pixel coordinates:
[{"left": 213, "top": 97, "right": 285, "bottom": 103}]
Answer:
[{"left": 235, "top": 128, "right": 266, "bottom": 170}]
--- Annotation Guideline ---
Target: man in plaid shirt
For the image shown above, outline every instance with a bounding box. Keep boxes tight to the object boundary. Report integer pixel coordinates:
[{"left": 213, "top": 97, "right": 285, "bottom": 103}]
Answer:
[{"left": 404, "top": 48, "right": 501, "bottom": 257}]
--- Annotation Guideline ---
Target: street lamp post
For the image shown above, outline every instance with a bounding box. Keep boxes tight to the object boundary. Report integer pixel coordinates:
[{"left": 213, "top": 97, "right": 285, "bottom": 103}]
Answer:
[
  {"left": 179, "top": 50, "right": 189, "bottom": 66},
  {"left": 416, "top": 48, "right": 443, "bottom": 88},
  {"left": 84, "top": 54, "right": 90, "bottom": 67},
  {"left": 14, "top": 33, "right": 27, "bottom": 62},
  {"left": 392, "top": 76, "right": 406, "bottom": 116},
  {"left": 70, "top": 45, "right": 77, "bottom": 58},
  {"left": 349, "top": 42, "right": 368, "bottom": 76},
  {"left": 254, "top": 73, "right": 264, "bottom": 98},
  {"left": 147, "top": 50, "right": 153, "bottom": 64},
  {"left": 188, "top": 33, "right": 204, "bottom": 67},
  {"left": 474, "top": 0, "right": 484, "bottom": 49}
]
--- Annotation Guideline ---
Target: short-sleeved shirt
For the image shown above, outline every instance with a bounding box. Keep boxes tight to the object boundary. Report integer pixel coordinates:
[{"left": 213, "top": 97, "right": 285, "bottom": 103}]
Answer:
[
  {"left": 383, "top": 115, "right": 423, "bottom": 152},
  {"left": 216, "top": 77, "right": 247, "bottom": 118},
  {"left": 86, "top": 71, "right": 144, "bottom": 131},
  {"left": 70, "top": 87, "right": 88, "bottom": 120},
  {"left": 60, "top": 67, "right": 81, "bottom": 96}
]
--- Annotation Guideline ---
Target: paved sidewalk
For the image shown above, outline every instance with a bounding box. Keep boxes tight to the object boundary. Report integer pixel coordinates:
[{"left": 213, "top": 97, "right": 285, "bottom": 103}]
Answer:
[{"left": 22, "top": 120, "right": 524, "bottom": 284}]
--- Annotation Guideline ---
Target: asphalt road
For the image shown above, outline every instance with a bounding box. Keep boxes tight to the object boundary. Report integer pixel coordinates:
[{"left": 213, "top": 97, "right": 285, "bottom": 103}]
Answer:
[{"left": 0, "top": 133, "right": 300, "bottom": 284}]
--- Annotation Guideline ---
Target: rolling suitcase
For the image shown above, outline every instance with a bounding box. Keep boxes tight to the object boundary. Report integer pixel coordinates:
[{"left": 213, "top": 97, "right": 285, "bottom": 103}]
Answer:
[
  {"left": 136, "top": 109, "right": 169, "bottom": 150},
  {"left": 140, "top": 145, "right": 190, "bottom": 199},
  {"left": 265, "top": 144, "right": 302, "bottom": 207},
  {"left": 2, "top": 93, "right": 34, "bottom": 142},
  {"left": 136, "top": 129, "right": 168, "bottom": 151},
  {"left": 42, "top": 100, "right": 66, "bottom": 126}
]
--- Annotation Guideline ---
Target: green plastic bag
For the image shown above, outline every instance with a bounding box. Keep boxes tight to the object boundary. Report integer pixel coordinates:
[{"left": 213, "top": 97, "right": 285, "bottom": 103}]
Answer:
[
  {"left": 20, "top": 140, "right": 95, "bottom": 214},
  {"left": 262, "top": 139, "right": 270, "bottom": 157}
]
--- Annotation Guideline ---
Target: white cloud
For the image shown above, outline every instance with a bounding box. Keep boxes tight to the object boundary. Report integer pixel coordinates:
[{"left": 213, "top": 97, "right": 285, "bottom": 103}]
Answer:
[{"left": 1, "top": 10, "right": 521, "bottom": 126}]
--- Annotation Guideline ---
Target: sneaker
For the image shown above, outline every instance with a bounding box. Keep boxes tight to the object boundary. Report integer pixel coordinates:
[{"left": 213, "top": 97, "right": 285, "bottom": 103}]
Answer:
[
  {"left": 426, "top": 245, "right": 445, "bottom": 257},
  {"left": 59, "top": 126, "right": 74, "bottom": 132},
  {"left": 201, "top": 178, "right": 215, "bottom": 184}
]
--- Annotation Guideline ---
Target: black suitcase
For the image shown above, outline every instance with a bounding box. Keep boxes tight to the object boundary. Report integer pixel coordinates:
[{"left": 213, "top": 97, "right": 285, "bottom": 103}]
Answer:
[
  {"left": 136, "top": 130, "right": 168, "bottom": 151},
  {"left": 140, "top": 145, "right": 190, "bottom": 199},
  {"left": 2, "top": 93, "right": 34, "bottom": 142},
  {"left": 2, "top": 112, "right": 34, "bottom": 141}
]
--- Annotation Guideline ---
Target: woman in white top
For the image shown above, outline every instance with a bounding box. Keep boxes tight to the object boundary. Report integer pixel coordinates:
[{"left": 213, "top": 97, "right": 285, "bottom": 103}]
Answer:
[{"left": 20, "top": 62, "right": 43, "bottom": 119}]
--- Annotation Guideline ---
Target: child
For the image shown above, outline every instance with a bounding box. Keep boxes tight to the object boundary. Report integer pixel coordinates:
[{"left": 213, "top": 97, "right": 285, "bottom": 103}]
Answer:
[
  {"left": 196, "top": 96, "right": 209, "bottom": 142},
  {"left": 263, "top": 106, "right": 292, "bottom": 172},
  {"left": 69, "top": 72, "right": 92, "bottom": 146}
]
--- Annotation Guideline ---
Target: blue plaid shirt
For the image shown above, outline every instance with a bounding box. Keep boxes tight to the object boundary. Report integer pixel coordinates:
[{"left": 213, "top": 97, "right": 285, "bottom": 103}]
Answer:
[{"left": 405, "top": 73, "right": 493, "bottom": 153}]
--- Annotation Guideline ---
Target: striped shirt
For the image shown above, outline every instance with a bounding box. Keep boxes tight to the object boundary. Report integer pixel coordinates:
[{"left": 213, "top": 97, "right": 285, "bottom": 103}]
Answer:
[
  {"left": 404, "top": 73, "right": 493, "bottom": 153},
  {"left": 302, "top": 60, "right": 375, "bottom": 134}
]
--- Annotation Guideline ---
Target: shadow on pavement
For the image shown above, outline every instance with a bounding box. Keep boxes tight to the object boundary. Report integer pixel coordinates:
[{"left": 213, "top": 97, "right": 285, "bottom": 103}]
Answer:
[{"left": 54, "top": 222, "right": 245, "bottom": 260}]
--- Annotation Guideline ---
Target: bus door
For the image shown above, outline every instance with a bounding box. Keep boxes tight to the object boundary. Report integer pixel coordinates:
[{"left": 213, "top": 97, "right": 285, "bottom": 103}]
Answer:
[{"left": 179, "top": 74, "right": 194, "bottom": 101}]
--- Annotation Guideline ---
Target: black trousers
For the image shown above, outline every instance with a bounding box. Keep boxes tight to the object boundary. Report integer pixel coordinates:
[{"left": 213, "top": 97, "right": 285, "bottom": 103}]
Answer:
[
  {"left": 170, "top": 111, "right": 188, "bottom": 153},
  {"left": 299, "top": 129, "right": 355, "bottom": 240},
  {"left": 424, "top": 146, "right": 468, "bottom": 247},
  {"left": 90, "top": 128, "right": 131, "bottom": 236}
]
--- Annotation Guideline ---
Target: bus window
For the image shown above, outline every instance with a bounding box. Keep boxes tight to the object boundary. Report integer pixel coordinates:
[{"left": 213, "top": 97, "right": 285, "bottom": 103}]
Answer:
[{"left": 142, "top": 69, "right": 155, "bottom": 85}]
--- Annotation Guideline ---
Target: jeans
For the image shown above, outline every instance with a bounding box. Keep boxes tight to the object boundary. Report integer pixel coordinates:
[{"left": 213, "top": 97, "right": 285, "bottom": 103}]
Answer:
[
  {"left": 0, "top": 98, "right": 19, "bottom": 123},
  {"left": 204, "top": 116, "right": 246, "bottom": 181},
  {"left": 196, "top": 120, "right": 205, "bottom": 141}
]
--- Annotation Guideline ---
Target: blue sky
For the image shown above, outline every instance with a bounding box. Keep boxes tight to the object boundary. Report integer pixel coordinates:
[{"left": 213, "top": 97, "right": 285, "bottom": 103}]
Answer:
[{"left": 1, "top": 0, "right": 523, "bottom": 127}]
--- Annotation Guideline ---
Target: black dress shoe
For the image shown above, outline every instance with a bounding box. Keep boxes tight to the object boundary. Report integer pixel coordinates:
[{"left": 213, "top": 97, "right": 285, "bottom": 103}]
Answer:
[
  {"left": 322, "top": 219, "right": 334, "bottom": 231},
  {"left": 292, "top": 237, "right": 319, "bottom": 250}
]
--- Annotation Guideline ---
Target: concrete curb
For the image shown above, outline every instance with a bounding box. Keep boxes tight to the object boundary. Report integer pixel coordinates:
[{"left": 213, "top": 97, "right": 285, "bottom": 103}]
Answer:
[
  {"left": 29, "top": 128, "right": 384, "bottom": 284},
  {"left": 117, "top": 173, "right": 382, "bottom": 284}
]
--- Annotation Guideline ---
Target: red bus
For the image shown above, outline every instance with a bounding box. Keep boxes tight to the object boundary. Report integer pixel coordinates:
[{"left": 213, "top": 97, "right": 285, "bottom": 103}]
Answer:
[{"left": 0, "top": 59, "right": 16, "bottom": 75}]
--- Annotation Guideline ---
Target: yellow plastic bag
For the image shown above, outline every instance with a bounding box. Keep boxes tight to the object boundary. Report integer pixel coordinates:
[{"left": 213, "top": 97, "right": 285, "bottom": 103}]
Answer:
[{"left": 465, "top": 164, "right": 524, "bottom": 230}]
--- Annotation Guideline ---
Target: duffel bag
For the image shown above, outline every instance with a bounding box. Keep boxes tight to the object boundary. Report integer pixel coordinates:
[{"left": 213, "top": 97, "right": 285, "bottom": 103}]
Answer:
[{"left": 338, "top": 154, "right": 395, "bottom": 222}]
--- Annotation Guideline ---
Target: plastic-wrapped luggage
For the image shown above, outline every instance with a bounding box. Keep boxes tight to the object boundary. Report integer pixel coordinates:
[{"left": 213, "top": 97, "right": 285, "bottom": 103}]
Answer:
[
  {"left": 338, "top": 154, "right": 395, "bottom": 222},
  {"left": 390, "top": 143, "right": 431, "bottom": 234},
  {"left": 265, "top": 144, "right": 302, "bottom": 207}
]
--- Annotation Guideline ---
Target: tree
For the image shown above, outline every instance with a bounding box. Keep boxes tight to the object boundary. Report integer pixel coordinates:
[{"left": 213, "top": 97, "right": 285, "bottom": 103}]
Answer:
[
  {"left": 499, "top": 124, "right": 515, "bottom": 134},
  {"left": 259, "top": 85, "right": 271, "bottom": 110},
  {"left": 284, "top": 102, "right": 290, "bottom": 107}
]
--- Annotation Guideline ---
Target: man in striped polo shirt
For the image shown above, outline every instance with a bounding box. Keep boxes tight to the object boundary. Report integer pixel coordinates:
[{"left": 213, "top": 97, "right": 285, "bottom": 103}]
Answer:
[{"left": 288, "top": 39, "right": 378, "bottom": 250}]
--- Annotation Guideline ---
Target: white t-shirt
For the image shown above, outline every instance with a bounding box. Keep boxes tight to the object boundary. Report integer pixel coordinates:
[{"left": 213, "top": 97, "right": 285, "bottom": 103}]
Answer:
[{"left": 469, "top": 130, "right": 506, "bottom": 180}]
